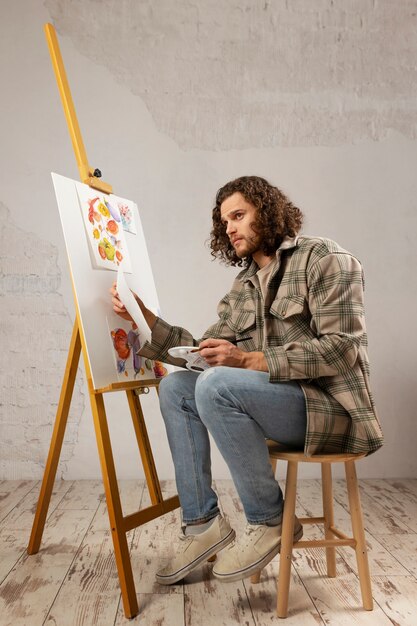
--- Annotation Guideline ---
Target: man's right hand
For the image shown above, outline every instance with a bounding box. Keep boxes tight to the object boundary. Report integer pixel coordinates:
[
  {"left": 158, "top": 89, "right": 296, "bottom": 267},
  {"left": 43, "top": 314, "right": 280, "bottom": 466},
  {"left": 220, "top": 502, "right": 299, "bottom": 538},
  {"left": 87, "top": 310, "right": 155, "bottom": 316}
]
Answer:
[
  {"left": 109, "top": 281, "right": 157, "bottom": 331},
  {"left": 109, "top": 281, "right": 135, "bottom": 323}
]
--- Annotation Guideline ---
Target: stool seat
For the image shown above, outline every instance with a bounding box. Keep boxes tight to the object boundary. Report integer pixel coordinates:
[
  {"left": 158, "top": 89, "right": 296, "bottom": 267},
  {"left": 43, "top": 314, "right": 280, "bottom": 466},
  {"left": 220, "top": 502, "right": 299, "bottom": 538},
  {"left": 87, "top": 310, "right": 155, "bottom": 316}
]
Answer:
[
  {"left": 253, "top": 440, "right": 373, "bottom": 618},
  {"left": 267, "top": 440, "right": 367, "bottom": 463}
]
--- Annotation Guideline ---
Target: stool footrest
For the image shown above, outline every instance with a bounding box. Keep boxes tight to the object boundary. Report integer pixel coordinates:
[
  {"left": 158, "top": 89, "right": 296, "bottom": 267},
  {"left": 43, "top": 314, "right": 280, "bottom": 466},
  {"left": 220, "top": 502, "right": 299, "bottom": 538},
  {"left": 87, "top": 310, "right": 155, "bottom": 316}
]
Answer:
[
  {"left": 294, "top": 537, "right": 356, "bottom": 549},
  {"left": 298, "top": 516, "right": 324, "bottom": 525},
  {"left": 328, "top": 525, "right": 351, "bottom": 541}
]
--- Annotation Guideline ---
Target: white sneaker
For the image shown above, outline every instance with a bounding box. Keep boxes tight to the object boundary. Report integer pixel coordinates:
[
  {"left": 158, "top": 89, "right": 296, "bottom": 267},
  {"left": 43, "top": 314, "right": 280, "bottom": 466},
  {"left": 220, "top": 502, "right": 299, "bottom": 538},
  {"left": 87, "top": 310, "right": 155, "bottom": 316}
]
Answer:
[
  {"left": 212, "top": 516, "right": 303, "bottom": 582},
  {"left": 156, "top": 514, "right": 235, "bottom": 585}
]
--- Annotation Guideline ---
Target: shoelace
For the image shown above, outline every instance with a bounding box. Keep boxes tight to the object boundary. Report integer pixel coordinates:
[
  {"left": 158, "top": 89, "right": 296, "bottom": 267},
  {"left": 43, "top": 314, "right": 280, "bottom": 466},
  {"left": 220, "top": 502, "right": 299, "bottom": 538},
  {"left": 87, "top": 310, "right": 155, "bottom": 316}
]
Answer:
[
  {"left": 177, "top": 530, "right": 196, "bottom": 552},
  {"left": 241, "top": 525, "right": 262, "bottom": 548},
  {"left": 226, "top": 524, "right": 262, "bottom": 551}
]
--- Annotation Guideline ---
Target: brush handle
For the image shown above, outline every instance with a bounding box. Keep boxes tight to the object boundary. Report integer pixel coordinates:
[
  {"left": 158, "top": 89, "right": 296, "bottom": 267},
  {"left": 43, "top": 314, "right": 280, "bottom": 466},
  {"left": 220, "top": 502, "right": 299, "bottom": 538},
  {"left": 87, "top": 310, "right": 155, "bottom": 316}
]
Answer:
[{"left": 190, "top": 336, "right": 253, "bottom": 353}]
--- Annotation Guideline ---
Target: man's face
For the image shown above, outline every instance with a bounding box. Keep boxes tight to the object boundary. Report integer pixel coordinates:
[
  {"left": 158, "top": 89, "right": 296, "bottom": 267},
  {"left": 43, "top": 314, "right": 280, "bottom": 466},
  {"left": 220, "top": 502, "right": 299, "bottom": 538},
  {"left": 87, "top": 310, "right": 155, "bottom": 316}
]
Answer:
[{"left": 220, "top": 192, "right": 260, "bottom": 258}]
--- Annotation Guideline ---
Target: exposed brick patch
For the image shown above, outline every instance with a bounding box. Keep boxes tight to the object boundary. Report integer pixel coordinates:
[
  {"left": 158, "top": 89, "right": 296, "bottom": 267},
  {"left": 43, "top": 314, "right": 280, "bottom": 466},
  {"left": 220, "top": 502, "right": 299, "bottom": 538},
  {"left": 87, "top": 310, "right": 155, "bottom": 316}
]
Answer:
[{"left": 0, "top": 202, "right": 84, "bottom": 479}]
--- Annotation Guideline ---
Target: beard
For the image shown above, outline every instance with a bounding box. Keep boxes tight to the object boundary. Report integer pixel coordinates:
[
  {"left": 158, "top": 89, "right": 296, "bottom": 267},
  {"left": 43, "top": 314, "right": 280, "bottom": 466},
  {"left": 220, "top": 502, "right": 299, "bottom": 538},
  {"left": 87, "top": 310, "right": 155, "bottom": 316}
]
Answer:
[{"left": 234, "top": 234, "right": 261, "bottom": 258}]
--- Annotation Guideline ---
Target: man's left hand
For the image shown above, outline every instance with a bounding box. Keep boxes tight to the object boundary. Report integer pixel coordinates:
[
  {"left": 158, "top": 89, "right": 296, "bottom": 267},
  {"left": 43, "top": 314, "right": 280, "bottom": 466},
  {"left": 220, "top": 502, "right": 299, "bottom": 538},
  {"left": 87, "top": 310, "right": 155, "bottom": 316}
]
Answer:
[
  {"left": 198, "top": 339, "right": 268, "bottom": 372},
  {"left": 198, "top": 338, "right": 246, "bottom": 368}
]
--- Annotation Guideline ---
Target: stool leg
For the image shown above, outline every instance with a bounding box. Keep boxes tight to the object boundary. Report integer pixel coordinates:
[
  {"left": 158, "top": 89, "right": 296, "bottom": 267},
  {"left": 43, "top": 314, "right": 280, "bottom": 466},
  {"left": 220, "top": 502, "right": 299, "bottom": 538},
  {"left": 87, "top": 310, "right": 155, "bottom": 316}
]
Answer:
[
  {"left": 321, "top": 463, "right": 337, "bottom": 577},
  {"left": 277, "top": 460, "right": 298, "bottom": 618},
  {"left": 345, "top": 460, "right": 373, "bottom": 610},
  {"left": 251, "top": 456, "right": 278, "bottom": 585}
]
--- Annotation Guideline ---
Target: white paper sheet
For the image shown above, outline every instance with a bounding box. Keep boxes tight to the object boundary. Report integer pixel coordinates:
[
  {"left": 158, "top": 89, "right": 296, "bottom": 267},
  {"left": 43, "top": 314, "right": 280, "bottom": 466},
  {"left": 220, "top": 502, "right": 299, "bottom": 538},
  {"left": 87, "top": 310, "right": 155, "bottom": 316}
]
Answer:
[{"left": 116, "top": 266, "right": 152, "bottom": 344}]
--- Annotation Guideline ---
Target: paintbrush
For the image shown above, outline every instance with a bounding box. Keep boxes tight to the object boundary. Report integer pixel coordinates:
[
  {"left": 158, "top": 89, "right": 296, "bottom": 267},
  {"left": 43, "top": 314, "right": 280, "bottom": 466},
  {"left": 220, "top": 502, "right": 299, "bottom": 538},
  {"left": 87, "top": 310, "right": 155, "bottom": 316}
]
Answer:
[{"left": 190, "top": 336, "right": 253, "bottom": 353}]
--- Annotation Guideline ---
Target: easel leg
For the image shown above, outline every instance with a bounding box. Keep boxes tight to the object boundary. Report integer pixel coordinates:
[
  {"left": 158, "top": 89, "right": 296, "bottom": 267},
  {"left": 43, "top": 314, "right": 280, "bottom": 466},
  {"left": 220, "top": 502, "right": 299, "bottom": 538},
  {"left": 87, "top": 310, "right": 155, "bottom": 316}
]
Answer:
[
  {"left": 91, "top": 392, "right": 139, "bottom": 619},
  {"left": 28, "top": 321, "right": 81, "bottom": 554},
  {"left": 126, "top": 389, "right": 163, "bottom": 505}
]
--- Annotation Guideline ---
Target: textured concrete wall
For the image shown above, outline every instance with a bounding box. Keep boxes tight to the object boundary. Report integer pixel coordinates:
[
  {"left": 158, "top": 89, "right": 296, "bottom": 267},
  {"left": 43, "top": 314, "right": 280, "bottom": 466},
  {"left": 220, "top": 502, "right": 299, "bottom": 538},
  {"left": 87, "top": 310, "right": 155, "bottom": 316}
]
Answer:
[
  {"left": 1, "top": 0, "right": 416, "bottom": 480},
  {"left": 46, "top": 0, "right": 417, "bottom": 150}
]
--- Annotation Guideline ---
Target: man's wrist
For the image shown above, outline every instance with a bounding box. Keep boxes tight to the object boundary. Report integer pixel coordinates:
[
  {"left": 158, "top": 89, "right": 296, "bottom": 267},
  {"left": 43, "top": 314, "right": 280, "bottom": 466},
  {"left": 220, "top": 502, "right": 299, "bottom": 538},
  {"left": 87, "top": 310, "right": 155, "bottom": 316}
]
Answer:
[
  {"left": 242, "top": 351, "right": 268, "bottom": 372},
  {"left": 145, "top": 310, "right": 157, "bottom": 331},
  {"left": 136, "top": 299, "right": 157, "bottom": 331}
]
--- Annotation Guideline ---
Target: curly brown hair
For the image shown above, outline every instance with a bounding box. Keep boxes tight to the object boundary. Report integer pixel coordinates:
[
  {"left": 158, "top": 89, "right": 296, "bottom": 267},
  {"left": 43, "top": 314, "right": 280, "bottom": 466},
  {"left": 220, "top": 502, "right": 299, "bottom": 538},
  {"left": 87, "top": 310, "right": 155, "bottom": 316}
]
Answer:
[{"left": 210, "top": 176, "right": 303, "bottom": 266}]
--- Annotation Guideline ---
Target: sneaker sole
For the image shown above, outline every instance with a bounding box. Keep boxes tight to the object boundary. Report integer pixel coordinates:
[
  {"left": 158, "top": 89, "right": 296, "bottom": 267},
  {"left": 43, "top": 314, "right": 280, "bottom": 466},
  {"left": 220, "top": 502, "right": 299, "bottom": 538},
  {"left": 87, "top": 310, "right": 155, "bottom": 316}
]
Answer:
[
  {"left": 212, "top": 523, "right": 304, "bottom": 583},
  {"left": 155, "top": 528, "right": 236, "bottom": 585}
]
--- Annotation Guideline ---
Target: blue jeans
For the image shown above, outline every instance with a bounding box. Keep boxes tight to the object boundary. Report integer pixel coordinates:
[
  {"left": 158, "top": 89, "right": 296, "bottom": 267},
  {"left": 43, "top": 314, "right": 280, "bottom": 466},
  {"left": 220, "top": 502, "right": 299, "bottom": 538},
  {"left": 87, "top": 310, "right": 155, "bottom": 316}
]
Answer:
[{"left": 158, "top": 366, "right": 307, "bottom": 525}]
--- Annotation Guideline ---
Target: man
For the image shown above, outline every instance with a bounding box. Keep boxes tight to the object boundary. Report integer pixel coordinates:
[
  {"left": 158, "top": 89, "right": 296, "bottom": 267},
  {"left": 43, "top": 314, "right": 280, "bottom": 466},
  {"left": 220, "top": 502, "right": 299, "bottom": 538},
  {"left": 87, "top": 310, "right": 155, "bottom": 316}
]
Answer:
[{"left": 110, "top": 175, "right": 383, "bottom": 585}]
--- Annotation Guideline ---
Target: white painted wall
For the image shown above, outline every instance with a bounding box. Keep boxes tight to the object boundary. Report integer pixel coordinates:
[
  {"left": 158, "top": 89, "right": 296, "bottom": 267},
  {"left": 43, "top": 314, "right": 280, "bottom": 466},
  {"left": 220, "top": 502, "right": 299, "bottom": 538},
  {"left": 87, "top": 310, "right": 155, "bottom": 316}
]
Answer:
[{"left": 1, "top": 0, "right": 416, "bottom": 481}]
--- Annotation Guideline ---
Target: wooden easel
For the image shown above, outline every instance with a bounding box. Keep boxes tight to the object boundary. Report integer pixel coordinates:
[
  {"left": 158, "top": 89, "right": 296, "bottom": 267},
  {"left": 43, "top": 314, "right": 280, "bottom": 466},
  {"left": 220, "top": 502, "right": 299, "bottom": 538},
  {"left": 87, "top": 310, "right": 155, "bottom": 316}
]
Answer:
[{"left": 27, "top": 23, "right": 180, "bottom": 619}]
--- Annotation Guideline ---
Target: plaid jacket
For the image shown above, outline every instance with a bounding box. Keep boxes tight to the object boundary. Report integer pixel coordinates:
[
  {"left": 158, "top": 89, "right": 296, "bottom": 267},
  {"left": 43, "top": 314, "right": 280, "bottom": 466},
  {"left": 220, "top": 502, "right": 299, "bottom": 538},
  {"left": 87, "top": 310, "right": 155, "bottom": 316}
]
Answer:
[{"left": 140, "top": 236, "right": 384, "bottom": 456}]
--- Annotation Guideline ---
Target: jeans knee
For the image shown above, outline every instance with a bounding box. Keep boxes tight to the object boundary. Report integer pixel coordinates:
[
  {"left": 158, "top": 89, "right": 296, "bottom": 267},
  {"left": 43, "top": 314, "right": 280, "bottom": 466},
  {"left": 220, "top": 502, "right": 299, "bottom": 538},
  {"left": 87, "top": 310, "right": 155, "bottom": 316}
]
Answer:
[
  {"left": 158, "top": 371, "right": 191, "bottom": 407},
  {"left": 195, "top": 366, "right": 229, "bottom": 412}
]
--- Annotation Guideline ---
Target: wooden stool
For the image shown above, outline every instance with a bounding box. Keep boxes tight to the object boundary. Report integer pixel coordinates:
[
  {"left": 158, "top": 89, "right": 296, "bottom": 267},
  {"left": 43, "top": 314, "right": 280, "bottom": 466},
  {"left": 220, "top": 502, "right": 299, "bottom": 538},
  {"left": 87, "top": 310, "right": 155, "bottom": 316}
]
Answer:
[{"left": 251, "top": 441, "right": 373, "bottom": 618}]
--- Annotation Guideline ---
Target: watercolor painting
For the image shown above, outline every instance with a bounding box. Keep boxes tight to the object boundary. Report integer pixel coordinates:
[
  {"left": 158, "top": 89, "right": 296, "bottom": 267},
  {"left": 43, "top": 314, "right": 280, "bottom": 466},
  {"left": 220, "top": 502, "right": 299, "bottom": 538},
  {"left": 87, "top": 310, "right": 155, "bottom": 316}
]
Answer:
[
  {"left": 110, "top": 195, "right": 137, "bottom": 234},
  {"left": 76, "top": 184, "right": 133, "bottom": 273},
  {"left": 107, "top": 318, "right": 167, "bottom": 381},
  {"left": 53, "top": 173, "right": 165, "bottom": 389}
]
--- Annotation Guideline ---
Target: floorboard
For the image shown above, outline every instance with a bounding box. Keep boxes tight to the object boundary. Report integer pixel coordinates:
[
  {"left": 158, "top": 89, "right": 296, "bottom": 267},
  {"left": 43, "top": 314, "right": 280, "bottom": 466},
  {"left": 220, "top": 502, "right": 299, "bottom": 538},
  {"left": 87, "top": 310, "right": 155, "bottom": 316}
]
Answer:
[{"left": 0, "top": 478, "right": 415, "bottom": 625}]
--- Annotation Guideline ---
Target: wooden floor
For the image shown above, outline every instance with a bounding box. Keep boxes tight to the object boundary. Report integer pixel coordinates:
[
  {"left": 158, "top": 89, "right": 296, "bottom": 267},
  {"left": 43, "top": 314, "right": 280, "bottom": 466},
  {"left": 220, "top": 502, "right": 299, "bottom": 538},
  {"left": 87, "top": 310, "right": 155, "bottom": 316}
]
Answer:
[{"left": 0, "top": 478, "right": 416, "bottom": 625}]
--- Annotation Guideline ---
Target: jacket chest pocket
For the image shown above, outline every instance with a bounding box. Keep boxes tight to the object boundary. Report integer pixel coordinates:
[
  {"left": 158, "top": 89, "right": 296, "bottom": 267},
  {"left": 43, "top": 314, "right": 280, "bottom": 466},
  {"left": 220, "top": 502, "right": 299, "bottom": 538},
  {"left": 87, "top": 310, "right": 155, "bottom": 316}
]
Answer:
[{"left": 269, "top": 294, "right": 308, "bottom": 320}]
